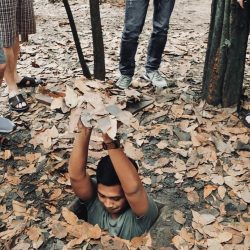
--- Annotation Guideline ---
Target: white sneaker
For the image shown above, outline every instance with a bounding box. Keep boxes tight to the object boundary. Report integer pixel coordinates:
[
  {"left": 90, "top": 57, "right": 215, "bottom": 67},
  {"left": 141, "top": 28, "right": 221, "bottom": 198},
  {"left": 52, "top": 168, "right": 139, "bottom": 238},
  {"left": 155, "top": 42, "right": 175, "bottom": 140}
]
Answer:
[
  {"left": 115, "top": 75, "right": 132, "bottom": 89},
  {"left": 144, "top": 70, "right": 170, "bottom": 88}
]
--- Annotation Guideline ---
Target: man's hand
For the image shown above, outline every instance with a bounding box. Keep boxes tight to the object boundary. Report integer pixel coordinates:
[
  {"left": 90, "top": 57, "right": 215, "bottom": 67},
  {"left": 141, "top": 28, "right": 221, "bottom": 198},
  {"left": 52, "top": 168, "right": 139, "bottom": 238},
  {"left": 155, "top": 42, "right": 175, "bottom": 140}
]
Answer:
[
  {"left": 237, "top": 0, "right": 244, "bottom": 8},
  {"left": 77, "top": 119, "right": 92, "bottom": 134}
]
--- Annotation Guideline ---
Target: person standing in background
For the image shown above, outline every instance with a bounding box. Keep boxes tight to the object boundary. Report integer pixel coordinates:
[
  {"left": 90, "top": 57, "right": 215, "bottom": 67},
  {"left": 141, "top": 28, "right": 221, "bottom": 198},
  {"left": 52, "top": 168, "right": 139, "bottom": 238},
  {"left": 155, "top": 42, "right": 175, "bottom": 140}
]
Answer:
[
  {"left": 0, "top": 39, "right": 15, "bottom": 148},
  {"left": 0, "top": 0, "right": 40, "bottom": 112},
  {"left": 116, "top": 0, "right": 175, "bottom": 89}
]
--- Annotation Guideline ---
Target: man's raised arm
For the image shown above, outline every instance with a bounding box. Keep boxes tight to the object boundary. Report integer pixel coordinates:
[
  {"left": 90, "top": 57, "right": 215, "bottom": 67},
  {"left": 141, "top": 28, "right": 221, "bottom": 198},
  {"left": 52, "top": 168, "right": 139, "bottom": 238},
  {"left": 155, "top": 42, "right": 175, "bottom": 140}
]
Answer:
[
  {"left": 68, "top": 123, "right": 94, "bottom": 201},
  {"left": 102, "top": 134, "right": 149, "bottom": 217}
]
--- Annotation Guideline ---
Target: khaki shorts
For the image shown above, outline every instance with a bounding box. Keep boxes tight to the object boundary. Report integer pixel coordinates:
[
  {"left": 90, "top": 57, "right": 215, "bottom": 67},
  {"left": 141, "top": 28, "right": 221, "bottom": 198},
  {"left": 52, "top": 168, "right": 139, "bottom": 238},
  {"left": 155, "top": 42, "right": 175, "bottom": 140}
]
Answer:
[
  {"left": 0, "top": 0, "right": 36, "bottom": 47},
  {"left": 0, "top": 40, "right": 6, "bottom": 64}
]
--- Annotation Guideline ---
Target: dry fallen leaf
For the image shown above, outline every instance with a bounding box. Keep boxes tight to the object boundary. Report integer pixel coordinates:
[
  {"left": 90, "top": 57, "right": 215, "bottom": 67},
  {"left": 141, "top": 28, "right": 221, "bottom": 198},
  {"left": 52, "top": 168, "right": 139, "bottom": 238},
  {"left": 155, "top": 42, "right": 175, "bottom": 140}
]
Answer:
[
  {"left": 172, "top": 235, "right": 188, "bottom": 249},
  {"left": 199, "top": 214, "right": 216, "bottom": 226},
  {"left": 173, "top": 210, "right": 186, "bottom": 224},
  {"left": 124, "top": 141, "right": 144, "bottom": 160},
  {"left": 187, "top": 190, "right": 200, "bottom": 203},
  {"left": 218, "top": 186, "right": 226, "bottom": 199},
  {"left": 65, "top": 85, "right": 78, "bottom": 108},
  {"left": 49, "top": 189, "right": 62, "bottom": 201},
  {"left": 88, "top": 224, "right": 102, "bottom": 239},
  {"left": 3, "top": 150, "right": 12, "bottom": 160},
  {"left": 240, "top": 188, "right": 250, "bottom": 203},
  {"left": 12, "top": 200, "right": 26, "bottom": 217},
  {"left": 217, "top": 231, "right": 233, "bottom": 243},
  {"left": 156, "top": 140, "right": 168, "bottom": 149},
  {"left": 130, "top": 233, "right": 152, "bottom": 249},
  {"left": 51, "top": 222, "right": 67, "bottom": 239},
  {"left": 5, "top": 175, "right": 21, "bottom": 185},
  {"left": 192, "top": 210, "right": 216, "bottom": 225},
  {"left": 61, "top": 207, "right": 78, "bottom": 225},
  {"left": 51, "top": 97, "right": 64, "bottom": 110},
  {"left": 204, "top": 185, "right": 217, "bottom": 198},
  {"left": 27, "top": 226, "right": 41, "bottom": 242},
  {"left": 142, "top": 177, "right": 152, "bottom": 185}
]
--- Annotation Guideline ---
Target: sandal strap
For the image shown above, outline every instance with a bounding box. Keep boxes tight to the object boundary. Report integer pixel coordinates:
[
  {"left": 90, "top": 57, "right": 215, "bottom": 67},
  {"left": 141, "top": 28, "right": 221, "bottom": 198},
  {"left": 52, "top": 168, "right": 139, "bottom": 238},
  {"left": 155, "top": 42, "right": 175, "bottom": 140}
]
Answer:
[
  {"left": 18, "top": 76, "right": 43, "bottom": 88},
  {"left": 9, "top": 94, "right": 27, "bottom": 107},
  {"left": 19, "top": 76, "right": 36, "bottom": 86}
]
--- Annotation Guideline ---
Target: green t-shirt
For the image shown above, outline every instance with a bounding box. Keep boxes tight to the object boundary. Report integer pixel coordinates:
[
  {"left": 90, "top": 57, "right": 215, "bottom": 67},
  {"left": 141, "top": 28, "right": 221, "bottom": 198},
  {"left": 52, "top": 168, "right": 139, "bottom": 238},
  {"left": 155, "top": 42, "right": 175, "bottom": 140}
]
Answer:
[{"left": 85, "top": 190, "right": 158, "bottom": 240}]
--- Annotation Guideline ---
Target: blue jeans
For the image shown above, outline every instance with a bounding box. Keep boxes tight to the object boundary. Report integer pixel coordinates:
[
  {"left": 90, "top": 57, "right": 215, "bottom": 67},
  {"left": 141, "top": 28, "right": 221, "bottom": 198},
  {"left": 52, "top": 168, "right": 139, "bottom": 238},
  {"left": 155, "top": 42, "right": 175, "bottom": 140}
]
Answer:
[{"left": 119, "top": 0, "right": 175, "bottom": 76}]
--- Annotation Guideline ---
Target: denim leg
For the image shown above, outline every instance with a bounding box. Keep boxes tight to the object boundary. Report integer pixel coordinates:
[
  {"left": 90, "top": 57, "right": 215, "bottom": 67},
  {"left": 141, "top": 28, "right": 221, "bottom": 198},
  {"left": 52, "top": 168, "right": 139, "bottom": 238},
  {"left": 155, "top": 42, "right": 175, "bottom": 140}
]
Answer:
[
  {"left": 119, "top": 0, "right": 149, "bottom": 76},
  {"left": 146, "top": 0, "right": 175, "bottom": 72}
]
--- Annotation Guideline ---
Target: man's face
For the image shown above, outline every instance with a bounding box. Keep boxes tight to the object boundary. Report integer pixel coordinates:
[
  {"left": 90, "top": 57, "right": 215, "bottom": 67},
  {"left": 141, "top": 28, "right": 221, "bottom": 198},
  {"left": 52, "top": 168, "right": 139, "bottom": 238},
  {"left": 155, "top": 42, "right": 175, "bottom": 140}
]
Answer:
[{"left": 97, "top": 184, "right": 128, "bottom": 217}]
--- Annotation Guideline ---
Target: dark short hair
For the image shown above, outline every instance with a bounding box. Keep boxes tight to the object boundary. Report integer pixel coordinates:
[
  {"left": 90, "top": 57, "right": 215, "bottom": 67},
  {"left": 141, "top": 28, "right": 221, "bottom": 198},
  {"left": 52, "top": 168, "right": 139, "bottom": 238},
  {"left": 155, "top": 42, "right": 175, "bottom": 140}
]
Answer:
[{"left": 96, "top": 155, "right": 138, "bottom": 186}]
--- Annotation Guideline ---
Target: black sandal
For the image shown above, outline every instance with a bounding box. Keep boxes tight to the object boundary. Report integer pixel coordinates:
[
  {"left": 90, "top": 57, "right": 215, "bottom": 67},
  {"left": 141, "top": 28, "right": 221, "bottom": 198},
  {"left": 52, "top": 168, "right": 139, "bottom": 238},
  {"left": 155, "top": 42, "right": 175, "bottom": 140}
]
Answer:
[
  {"left": 9, "top": 94, "right": 29, "bottom": 112},
  {"left": 17, "top": 76, "right": 43, "bottom": 88}
]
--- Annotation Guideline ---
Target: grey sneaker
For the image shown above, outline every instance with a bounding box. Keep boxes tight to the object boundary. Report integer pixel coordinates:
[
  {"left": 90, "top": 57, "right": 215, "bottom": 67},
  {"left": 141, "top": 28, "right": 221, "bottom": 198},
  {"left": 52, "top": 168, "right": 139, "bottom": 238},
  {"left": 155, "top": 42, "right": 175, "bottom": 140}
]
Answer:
[
  {"left": 144, "top": 70, "right": 170, "bottom": 88},
  {"left": 115, "top": 75, "right": 132, "bottom": 89}
]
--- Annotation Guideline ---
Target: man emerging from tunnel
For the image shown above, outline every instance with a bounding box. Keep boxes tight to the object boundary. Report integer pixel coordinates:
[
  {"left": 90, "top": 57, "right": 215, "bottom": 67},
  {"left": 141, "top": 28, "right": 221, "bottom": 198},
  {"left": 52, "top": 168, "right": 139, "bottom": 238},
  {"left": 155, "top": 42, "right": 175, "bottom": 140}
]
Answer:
[{"left": 68, "top": 121, "right": 158, "bottom": 240}]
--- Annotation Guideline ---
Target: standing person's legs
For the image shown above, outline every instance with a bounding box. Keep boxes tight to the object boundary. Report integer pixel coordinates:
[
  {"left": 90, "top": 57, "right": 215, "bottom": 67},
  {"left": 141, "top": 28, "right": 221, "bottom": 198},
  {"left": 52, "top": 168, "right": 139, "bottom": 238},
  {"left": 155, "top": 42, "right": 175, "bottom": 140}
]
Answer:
[
  {"left": 3, "top": 36, "right": 21, "bottom": 95},
  {"left": 0, "top": 0, "right": 36, "bottom": 111},
  {"left": 146, "top": 0, "right": 175, "bottom": 71},
  {"left": 0, "top": 0, "right": 27, "bottom": 110},
  {"left": 0, "top": 41, "right": 15, "bottom": 135},
  {"left": 116, "top": 0, "right": 149, "bottom": 89},
  {"left": 144, "top": 0, "right": 175, "bottom": 88}
]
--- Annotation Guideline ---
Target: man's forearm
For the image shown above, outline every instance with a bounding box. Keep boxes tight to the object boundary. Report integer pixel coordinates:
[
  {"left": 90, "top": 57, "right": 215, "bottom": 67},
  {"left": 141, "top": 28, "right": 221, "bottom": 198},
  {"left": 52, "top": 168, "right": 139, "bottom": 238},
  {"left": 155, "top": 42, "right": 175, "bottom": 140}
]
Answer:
[
  {"left": 102, "top": 134, "right": 143, "bottom": 195},
  {"left": 69, "top": 129, "right": 91, "bottom": 180},
  {"left": 108, "top": 148, "right": 143, "bottom": 195},
  {"left": 103, "top": 134, "right": 149, "bottom": 217}
]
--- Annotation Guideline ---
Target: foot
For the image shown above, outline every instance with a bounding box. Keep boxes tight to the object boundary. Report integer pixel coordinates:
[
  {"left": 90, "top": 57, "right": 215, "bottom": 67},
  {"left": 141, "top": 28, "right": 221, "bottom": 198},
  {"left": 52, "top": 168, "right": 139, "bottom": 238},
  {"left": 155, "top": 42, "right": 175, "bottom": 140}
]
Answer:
[
  {"left": 9, "top": 90, "right": 27, "bottom": 110},
  {"left": 8, "top": 89, "right": 29, "bottom": 112},
  {"left": 144, "top": 70, "right": 171, "bottom": 88},
  {"left": 115, "top": 75, "right": 132, "bottom": 89}
]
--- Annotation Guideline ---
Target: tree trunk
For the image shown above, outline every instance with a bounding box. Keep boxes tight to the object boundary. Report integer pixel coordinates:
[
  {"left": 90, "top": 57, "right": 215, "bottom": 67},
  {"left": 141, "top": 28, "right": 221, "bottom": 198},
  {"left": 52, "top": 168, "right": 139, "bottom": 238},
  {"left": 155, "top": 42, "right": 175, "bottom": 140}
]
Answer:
[
  {"left": 202, "top": 0, "right": 250, "bottom": 107},
  {"left": 89, "top": 0, "right": 106, "bottom": 80}
]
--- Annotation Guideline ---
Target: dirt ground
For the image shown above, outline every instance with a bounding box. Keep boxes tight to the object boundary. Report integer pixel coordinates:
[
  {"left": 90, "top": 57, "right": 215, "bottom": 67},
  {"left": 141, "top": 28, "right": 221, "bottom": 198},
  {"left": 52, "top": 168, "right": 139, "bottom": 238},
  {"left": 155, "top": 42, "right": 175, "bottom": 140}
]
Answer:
[{"left": 0, "top": 0, "right": 250, "bottom": 249}]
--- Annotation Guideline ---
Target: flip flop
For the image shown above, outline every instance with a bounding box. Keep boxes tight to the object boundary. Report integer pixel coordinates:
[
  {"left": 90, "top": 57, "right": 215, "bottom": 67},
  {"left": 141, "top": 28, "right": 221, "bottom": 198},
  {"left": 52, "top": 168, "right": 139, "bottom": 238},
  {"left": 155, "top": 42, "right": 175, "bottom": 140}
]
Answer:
[
  {"left": 9, "top": 93, "right": 29, "bottom": 112},
  {"left": 0, "top": 117, "right": 16, "bottom": 133},
  {"left": 17, "top": 76, "right": 43, "bottom": 88}
]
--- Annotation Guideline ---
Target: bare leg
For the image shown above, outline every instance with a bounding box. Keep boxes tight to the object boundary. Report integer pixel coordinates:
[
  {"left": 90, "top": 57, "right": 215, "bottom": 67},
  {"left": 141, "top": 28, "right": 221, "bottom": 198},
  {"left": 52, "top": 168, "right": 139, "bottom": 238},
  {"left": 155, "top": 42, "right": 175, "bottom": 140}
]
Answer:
[
  {"left": 13, "top": 35, "right": 20, "bottom": 82},
  {"left": 0, "top": 63, "right": 5, "bottom": 85},
  {"left": 3, "top": 35, "right": 26, "bottom": 108}
]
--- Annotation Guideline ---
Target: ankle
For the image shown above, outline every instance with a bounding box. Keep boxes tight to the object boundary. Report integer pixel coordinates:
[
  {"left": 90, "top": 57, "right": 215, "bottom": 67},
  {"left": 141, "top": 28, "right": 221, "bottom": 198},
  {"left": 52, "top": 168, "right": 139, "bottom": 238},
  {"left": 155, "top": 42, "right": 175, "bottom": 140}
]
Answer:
[{"left": 8, "top": 89, "right": 19, "bottom": 98}]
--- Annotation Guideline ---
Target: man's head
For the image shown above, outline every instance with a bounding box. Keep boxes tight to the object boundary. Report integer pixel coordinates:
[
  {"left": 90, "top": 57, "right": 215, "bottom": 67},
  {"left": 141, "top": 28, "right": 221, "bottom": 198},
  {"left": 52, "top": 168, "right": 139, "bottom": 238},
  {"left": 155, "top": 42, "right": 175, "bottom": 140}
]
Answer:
[{"left": 96, "top": 155, "right": 138, "bottom": 217}]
